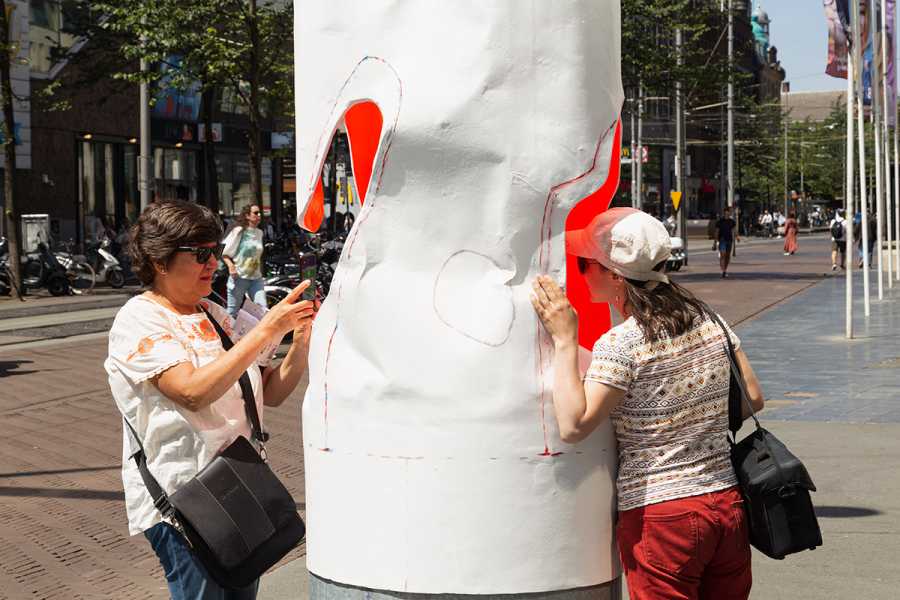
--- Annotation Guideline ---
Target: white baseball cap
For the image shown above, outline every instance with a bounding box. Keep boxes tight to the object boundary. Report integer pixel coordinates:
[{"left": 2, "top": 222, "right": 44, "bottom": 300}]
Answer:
[{"left": 566, "top": 208, "right": 672, "bottom": 288}]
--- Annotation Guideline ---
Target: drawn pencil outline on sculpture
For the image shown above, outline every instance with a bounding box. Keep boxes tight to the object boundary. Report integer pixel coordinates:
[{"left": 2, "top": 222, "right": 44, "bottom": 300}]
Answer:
[{"left": 298, "top": 56, "right": 403, "bottom": 450}]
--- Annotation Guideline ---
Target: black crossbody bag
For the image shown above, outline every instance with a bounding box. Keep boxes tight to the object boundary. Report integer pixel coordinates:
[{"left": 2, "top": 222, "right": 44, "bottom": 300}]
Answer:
[
  {"left": 124, "top": 308, "right": 305, "bottom": 589},
  {"left": 708, "top": 311, "right": 822, "bottom": 560}
]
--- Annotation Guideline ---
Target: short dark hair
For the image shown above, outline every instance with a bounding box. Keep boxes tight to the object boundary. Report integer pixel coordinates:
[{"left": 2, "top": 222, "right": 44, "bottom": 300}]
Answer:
[{"left": 128, "top": 200, "right": 223, "bottom": 285}]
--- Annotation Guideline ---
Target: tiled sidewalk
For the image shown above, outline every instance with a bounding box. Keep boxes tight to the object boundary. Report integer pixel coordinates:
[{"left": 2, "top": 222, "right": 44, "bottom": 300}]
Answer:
[{"left": 740, "top": 274, "right": 900, "bottom": 423}]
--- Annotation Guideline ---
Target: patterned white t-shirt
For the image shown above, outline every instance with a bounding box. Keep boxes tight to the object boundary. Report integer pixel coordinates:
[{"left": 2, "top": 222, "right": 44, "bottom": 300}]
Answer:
[
  {"left": 105, "top": 295, "right": 268, "bottom": 535},
  {"left": 222, "top": 226, "right": 264, "bottom": 280},
  {"left": 585, "top": 313, "right": 741, "bottom": 512}
]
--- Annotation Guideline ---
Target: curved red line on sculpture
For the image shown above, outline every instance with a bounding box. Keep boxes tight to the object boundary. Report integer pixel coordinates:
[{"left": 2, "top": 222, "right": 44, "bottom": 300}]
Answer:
[{"left": 536, "top": 119, "right": 623, "bottom": 456}]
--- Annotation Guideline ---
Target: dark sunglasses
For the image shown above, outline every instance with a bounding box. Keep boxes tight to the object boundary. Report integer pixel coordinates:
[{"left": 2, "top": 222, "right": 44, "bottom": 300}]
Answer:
[
  {"left": 250, "top": 210, "right": 261, "bottom": 215},
  {"left": 175, "top": 245, "right": 223, "bottom": 264}
]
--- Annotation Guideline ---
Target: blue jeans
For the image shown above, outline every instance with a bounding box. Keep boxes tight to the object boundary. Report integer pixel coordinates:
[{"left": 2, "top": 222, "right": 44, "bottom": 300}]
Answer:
[
  {"left": 226, "top": 276, "right": 266, "bottom": 319},
  {"left": 144, "top": 522, "right": 259, "bottom": 600}
]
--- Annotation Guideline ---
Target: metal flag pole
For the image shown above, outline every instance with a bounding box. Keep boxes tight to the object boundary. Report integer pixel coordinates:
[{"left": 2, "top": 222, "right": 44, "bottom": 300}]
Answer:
[
  {"left": 893, "top": 1, "right": 900, "bottom": 283},
  {"left": 882, "top": 0, "right": 894, "bottom": 287},
  {"left": 636, "top": 81, "right": 644, "bottom": 211},
  {"left": 727, "top": 0, "right": 734, "bottom": 213},
  {"left": 630, "top": 98, "right": 638, "bottom": 208},
  {"left": 847, "top": 47, "right": 857, "bottom": 339},
  {"left": 872, "top": 0, "right": 885, "bottom": 301},
  {"left": 854, "top": 0, "right": 872, "bottom": 316}
]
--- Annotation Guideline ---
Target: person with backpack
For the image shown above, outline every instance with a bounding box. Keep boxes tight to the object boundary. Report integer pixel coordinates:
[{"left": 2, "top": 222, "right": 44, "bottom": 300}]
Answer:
[{"left": 830, "top": 210, "right": 847, "bottom": 271}]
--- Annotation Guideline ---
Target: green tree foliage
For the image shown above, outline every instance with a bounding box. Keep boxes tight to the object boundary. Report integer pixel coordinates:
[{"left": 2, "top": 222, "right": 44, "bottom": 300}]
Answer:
[{"left": 622, "top": 0, "right": 732, "bottom": 103}]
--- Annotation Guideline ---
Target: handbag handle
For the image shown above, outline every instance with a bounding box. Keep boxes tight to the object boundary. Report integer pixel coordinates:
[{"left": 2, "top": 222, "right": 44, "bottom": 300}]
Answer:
[{"left": 705, "top": 309, "right": 762, "bottom": 435}]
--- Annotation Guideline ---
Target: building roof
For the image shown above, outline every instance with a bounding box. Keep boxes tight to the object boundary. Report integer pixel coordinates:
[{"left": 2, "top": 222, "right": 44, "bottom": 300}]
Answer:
[{"left": 781, "top": 90, "right": 847, "bottom": 123}]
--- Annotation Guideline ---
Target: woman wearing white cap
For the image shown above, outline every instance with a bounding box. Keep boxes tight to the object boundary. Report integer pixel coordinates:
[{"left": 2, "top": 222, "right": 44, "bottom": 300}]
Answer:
[{"left": 531, "top": 207, "right": 766, "bottom": 600}]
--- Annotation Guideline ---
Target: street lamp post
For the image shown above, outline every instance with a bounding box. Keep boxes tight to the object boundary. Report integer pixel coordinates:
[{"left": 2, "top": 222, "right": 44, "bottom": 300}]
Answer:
[
  {"left": 727, "top": 0, "right": 734, "bottom": 213},
  {"left": 138, "top": 16, "right": 151, "bottom": 211}
]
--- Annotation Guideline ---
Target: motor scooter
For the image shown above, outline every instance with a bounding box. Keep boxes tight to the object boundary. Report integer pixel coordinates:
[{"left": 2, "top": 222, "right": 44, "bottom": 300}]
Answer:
[{"left": 88, "top": 238, "right": 126, "bottom": 288}]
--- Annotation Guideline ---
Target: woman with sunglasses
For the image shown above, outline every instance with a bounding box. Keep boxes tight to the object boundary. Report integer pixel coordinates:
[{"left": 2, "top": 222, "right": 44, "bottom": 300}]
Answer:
[
  {"left": 105, "top": 200, "right": 315, "bottom": 599},
  {"left": 222, "top": 203, "right": 266, "bottom": 318}
]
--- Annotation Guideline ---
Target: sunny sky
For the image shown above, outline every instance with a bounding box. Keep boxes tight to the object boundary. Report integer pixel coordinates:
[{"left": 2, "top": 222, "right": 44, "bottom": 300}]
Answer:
[{"left": 762, "top": 0, "right": 890, "bottom": 93}]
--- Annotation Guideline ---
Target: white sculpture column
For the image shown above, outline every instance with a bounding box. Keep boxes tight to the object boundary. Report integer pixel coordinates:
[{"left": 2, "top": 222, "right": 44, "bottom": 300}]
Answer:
[{"left": 294, "top": 2, "right": 625, "bottom": 598}]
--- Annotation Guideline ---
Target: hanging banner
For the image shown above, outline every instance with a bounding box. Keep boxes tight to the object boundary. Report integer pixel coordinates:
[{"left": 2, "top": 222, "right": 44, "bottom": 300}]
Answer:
[
  {"left": 862, "top": 0, "right": 878, "bottom": 106},
  {"left": 887, "top": 0, "right": 896, "bottom": 125},
  {"left": 824, "top": 0, "right": 851, "bottom": 78}
]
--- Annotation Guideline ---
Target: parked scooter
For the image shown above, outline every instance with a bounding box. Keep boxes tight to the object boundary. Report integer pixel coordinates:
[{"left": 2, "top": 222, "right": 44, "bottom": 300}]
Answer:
[
  {"left": 23, "top": 242, "right": 72, "bottom": 296},
  {"left": 52, "top": 241, "right": 96, "bottom": 295},
  {"left": 86, "top": 238, "right": 126, "bottom": 288}
]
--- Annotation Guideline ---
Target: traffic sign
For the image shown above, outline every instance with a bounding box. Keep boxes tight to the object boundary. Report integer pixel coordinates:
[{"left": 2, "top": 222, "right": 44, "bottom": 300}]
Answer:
[{"left": 670, "top": 190, "right": 683, "bottom": 213}]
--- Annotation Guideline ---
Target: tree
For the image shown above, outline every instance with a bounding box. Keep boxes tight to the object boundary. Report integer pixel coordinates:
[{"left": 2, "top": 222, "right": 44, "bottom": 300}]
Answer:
[
  {"left": 87, "top": 0, "right": 294, "bottom": 209},
  {"left": 622, "top": 0, "right": 731, "bottom": 102},
  {"left": 0, "top": 0, "right": 21, "bottom": 296}
]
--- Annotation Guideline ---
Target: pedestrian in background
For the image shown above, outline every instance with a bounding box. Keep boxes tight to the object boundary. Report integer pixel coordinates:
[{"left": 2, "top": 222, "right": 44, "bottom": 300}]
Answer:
[
  {"left": 830, "top": 210, "right": 846, "bottom": 271},
  {"left": 716, "top": 206, "right": 739, "bottom": 278},
  {"left": 531, "top": 208, "right": 765, "bottom": 600},
  {"left": 106, "top": 200, "right": 315, "bottom": 600},
  {"left": 761, "top": 210, "right": 774, "bottom": 237},
  {"left": 783, "top": 211, "right": 799, "bottom": 256},
  {"left": 222, "top": 204, "right": 266, "bottom": 318},
  {"left": 854, "top": 211, "right": 877, "bottom": 269}
]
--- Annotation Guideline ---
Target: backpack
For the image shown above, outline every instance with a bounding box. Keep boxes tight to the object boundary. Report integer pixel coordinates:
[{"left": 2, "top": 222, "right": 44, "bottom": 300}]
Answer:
[{"left": 831, "top": 220, "right": 844, "bottom": 240}]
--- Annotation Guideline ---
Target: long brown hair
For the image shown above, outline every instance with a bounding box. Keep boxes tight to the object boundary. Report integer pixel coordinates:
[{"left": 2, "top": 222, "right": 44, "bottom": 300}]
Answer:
[
  {"left": 225, "top": 204, "right": 260, "bottom": 235},
  {"left": 578, "top": 257, "right": 708, "bottom": 341},
  {"left": 623, "top": 278, "right": 709, "bottom": 341}
]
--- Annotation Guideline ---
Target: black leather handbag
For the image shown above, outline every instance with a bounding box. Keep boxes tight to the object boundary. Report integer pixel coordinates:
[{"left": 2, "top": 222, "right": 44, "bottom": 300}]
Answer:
[
  {"left": 124, "top": 309, "right": 305, "bottom": 589},
  {"left": 709, "top": 312, "right": 823, "bottom": 560}
]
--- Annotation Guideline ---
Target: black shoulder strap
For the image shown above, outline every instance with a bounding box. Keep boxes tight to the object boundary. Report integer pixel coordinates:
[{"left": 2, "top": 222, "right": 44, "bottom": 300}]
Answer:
[
  {"left": 124, "top": 417, "right": 176, "bottom": 519},
  {"left": 705, "top": 309, "right": 761, "bottom": 435},
  {"left": 201, "top": 305, "right": 269, "bottom": 445}
]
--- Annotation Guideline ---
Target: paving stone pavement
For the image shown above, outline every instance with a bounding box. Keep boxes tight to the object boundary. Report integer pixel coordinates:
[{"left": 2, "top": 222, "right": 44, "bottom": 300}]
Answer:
[
  {"left": 739, "top": 273, "right": 900, "bottom": 423},
  {"left": 0, "top": 235, "right": 894, "bottom": 599},
  {"left": 0, "top": 338, "right": 307, "bottom": 599}
]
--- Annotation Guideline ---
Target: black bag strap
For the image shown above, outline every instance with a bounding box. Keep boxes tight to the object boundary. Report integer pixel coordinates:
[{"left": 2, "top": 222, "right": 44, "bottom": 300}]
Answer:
[
  {"left": 200, "top": 306, "right": 269, "bottom": 446},
  {"left": 704, "top": 308, "right": 762, "bottom": 436},
  {"left": 123, "top": 417, "right": 178, "bottom": 519}
]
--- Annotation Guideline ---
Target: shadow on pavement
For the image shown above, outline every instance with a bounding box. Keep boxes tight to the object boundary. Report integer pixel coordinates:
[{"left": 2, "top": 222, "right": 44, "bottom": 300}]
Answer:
[
  {"left": 814, "top": 505, "right": 882, "bottom": 518},
  {"left": 0, "top": 465, "right": 119, "bottom": 478},
  {"left": 0, "top": 486, "right": 124, "bottom": 501},
  {"left": 0, "top": 360, "right": 36, "bottom": 377}
]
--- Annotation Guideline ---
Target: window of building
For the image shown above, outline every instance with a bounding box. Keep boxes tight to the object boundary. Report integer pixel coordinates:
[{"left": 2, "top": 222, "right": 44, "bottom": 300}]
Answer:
[
  {"left": 218, "top": 87, "right": 249, "bottom": 116},
  {"left": 29, "top": 0, "right": 59, "bottom": 30}
]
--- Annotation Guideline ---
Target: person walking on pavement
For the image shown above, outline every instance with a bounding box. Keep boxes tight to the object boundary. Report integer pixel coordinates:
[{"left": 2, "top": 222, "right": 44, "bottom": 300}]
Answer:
[
  {"left": 106, "top": 200, "right": 316, "bottom": 600},
  {"left": 531, "top": 208, "right": 765, "bottom": 600},
  {"left": 783, "top": 211, "right": 799, "bottom": 256},
  {"left": 854, "top": 211, "right": 877, "bottom": 269},
  {"left": 830, "top": 210, "right": 847, "bottom": 270},
  {"left": 761, "top": 210, "right": 774, "bottom": 237},
  {"left": 716, "top": 206, "right": 739, "bottom": 278},
  {"left": 222, "top": 204, "right": 266, "bottom": 318}
]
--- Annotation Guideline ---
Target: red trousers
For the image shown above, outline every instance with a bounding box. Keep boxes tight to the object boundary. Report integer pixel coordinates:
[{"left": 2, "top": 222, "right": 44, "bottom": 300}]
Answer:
[{"left": 616, "top": 486, "right": 752, "bottom": 600}]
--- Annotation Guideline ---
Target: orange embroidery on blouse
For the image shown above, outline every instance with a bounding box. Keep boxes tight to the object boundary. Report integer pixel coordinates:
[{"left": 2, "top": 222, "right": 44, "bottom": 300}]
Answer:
[
  {"left": 127, "top": 334, "right": 174, "bottom": 362},
  {"left": 194, "top": 319, "right": 219, "bottom": 342}
]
